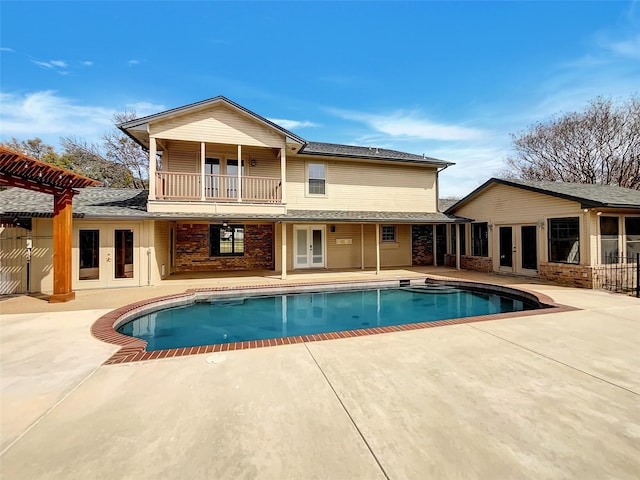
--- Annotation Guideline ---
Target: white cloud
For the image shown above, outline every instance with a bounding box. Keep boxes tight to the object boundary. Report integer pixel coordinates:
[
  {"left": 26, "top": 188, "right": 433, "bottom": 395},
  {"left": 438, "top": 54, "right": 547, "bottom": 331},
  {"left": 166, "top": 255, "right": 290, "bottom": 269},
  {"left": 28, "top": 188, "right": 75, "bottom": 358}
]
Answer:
[
  {"left": 603, "top": 33, "right": 640, "bottom": 58},
  {"left": 32, "top": 60, "right": 54, "bottom": 69},
  {"left": 0, "top": 90, "right": 116, "bottom": 144},
  {"left": 268, "top": 118, "right": 318, "bottom": 130},
  {"left": 82, "top": 61, "right": 94, "bottom": 66},
  {"left": 128, "top": 59, "right": 141, "bottom": 65},
  {"left": 125, "top": 101, "right": 166, "bottom": 117},
  {"left": 31, "top": 59, "right": 68, "bottom": 70},
  {"left": 329, "top": 108, "right": 485, "bottom": 141},
  {"left": 0, "top": 47, "right": 15, "bottom": 52}
]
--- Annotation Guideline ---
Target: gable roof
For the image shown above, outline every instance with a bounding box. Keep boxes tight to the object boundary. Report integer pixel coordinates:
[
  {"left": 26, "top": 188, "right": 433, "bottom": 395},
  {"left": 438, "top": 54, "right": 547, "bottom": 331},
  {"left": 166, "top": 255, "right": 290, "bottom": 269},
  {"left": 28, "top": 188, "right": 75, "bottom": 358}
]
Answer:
[
  {"left": 446, "top": 177, "right": 640, "bottom": 213},
  {"left": 118, "top": 96, "right": 306, "bottom": 146},
  {"left": 119, "top": 96, "right": 453, "bottom": 168}
]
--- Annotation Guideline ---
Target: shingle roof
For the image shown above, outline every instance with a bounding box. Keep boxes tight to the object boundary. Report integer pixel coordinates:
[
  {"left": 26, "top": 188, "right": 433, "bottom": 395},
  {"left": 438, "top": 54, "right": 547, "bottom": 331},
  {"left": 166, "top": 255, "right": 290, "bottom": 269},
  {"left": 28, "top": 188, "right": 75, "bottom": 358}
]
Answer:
[
  {"left": 0, "top": 187, "right": 149, "bottom": 218},
  {"left": 446, "top": 178, "right": 640, "bottom": 213},
  {"left": 299, "top": 142, "right": 452, "bottom": 166},
  {"left": 118, "top": 96, "right": 453, "bottom": 167},
  {"left": 0, "top": 188, "right": 468, "bottom": 223}
]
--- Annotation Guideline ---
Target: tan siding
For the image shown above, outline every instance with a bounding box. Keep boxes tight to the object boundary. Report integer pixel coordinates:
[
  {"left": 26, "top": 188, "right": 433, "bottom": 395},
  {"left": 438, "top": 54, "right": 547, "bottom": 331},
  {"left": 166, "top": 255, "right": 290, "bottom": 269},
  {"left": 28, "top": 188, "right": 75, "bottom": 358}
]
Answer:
[
  {"left": 326, "top": 224, "right": 363, "bottom": 268},
  {"left": 286, "top": 157, "right": 438, "bottom": 212},
  {"left": 0, "top": 227, "right": 28, "bottom": 294},
  {"left": 452, "top": 183, "right": 589, "bottom": 269},
  {"left": 153, "top": 221, "right": 172, "bottom": 281},
  {"left": 453, "top": 183, "right": 581, "bottom": 222},
  {"left": 29, "top": 219, "right": 53, "bottom": 293},
  {"left": 150, "top": 104, "right": 286, "bottom": 148},
  {"left": 166, "top": 142, "right": 199, "bottom": 173}
]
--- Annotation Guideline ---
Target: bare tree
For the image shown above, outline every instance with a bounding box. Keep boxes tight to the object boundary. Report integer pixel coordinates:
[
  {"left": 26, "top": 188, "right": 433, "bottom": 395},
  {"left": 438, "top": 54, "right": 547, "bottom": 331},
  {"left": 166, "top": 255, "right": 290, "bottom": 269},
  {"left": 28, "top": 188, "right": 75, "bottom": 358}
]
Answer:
[
  {"left": 504, "top": 96, "right": 640, "bottom": 189},
  {"left": 102, "top": 111, "right": 148, "bottom": 189},
  {"left": 60, "top": 136, "right": 134, "bottom": 188}
]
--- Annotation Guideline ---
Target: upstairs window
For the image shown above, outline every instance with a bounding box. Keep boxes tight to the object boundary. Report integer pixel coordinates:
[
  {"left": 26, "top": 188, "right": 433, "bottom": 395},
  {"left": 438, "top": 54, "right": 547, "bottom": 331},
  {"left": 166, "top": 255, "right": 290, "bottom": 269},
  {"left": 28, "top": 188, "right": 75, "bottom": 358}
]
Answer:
[
  {"left": 210, "top": 224, "right": 245, "bottom": 257},
  {"left": 471, "top": 222, "right": 488, "bottom": 257},
  {"left": 307, "top": 162, "right": 326, "bottom": 195},
  {"left": 548, "top": 217, "right": 579, "bottom": 264}
]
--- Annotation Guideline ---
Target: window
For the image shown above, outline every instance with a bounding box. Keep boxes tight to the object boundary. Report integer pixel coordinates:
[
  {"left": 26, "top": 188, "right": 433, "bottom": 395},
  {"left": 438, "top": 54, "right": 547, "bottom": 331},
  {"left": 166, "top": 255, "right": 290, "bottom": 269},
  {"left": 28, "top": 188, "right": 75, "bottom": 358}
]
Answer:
[
  {"left": 210, "top": 224, "right": 244, "bottom": 256},
  {"left": 79, "top": 230, "right": 99, "bottom": 280},
  {"left": 459, "top": 224, "right": 466, "bottom": 256},
  {"left": 471, "top": 222, "right": 488, "bottom": 257},
  {"left": 626, "top": 217, "right": 640, "bottom": 259},
  {"left": 548, "top": 217, "right": 580, "bottom": 264},
  {"left": 307, "top": 162, "right": 326, "bottom": 195},
  {"left": 600, "top": 216, "right": 619, "bottom": 264},
  {"left": 381, "top": 225, "right": 397, "bottom": 243}
]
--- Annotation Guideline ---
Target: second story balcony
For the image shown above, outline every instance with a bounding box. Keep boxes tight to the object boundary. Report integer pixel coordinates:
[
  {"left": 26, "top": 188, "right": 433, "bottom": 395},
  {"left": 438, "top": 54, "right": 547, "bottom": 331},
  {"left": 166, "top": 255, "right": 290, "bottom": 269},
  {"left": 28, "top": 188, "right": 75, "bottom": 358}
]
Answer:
[{"left": 156, "top": 171, "right": 282, "bottom": 203}]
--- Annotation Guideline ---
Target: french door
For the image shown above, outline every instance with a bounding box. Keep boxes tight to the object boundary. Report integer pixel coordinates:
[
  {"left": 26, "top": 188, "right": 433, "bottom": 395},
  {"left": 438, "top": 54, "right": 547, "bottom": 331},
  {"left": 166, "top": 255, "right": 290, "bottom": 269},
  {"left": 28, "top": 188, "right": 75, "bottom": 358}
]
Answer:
[
  {"left": 76, "top": 223, "right": 140, "bottom": 288},
  {"left": 497, "top": 224, "right": 538, "bottom": 275},
  {"left": 294, "top": 225, "right": 325, "bottom": 269}
]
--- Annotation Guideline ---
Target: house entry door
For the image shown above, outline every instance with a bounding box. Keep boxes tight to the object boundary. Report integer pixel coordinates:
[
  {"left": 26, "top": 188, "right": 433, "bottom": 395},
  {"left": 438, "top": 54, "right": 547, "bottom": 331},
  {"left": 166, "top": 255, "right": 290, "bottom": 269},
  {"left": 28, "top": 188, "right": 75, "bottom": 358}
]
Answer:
[
  {"left": 76, "top": 223, "right": 140, "bottom": 288},
  {"left": 519, "top": 225, "right": 538, "bottom": 274},
  {"left": 496, "top": 224, "right": 538, "bottom": 275},
  {"left": 294, "top": 225, "right": 325, "bottom": 269},
  {"left": 499, "top": 226, "right": 513, "bottom": 269}
]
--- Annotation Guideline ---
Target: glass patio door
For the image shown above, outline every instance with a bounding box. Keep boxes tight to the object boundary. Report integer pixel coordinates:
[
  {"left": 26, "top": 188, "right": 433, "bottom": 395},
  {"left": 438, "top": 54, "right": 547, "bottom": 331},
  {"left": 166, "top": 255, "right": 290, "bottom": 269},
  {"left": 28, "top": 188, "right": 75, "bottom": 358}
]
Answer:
[
  {"left": 499, "top": 226, "right": 513, "bottom": 268},
  {"left": 294, "top": 225, "right": 325, "bottom": 268},
  {"left": 76, "top": 223, "right": 140, "bottom": 288}
]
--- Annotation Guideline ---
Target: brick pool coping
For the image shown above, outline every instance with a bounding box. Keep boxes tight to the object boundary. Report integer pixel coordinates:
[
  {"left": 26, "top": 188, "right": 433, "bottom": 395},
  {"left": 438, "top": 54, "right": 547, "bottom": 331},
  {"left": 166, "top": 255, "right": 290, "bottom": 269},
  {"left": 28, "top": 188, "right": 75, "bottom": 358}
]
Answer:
[{"left": 91, "top": 278, "right": 578, "bottom": 365}]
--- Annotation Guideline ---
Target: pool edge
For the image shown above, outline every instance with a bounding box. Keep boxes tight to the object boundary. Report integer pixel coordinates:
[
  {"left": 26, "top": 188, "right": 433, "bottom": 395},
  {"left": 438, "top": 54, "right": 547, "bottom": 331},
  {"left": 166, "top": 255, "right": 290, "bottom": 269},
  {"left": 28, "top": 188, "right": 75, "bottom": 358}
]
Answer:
[{"left": 91, "top": 277, "right": 579, "bottom": 365}]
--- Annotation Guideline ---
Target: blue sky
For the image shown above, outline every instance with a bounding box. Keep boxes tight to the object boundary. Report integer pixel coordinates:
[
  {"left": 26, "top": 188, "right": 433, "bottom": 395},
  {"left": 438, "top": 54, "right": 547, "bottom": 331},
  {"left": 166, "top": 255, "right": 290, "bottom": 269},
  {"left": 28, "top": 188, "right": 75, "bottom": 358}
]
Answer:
[{"left": 1, "top": 1, "right": 639, "bottom": 197}]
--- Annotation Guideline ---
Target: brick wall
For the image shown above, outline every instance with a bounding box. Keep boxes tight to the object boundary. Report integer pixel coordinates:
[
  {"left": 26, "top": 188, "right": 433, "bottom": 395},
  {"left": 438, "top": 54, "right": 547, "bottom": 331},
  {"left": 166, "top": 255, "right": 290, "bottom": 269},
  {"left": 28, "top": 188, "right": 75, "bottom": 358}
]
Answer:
[
  {"left": 176, "top": 223, "right": 274, "bottom": 271},
  {"left": 460, "top": 255, "right": 493, "bottom": 273},
  {"left": 412, "top": 225, "right": 434, "bottom": 266},
  {"left": 539, "top": 262, "right": 594, "bottom": 288}
]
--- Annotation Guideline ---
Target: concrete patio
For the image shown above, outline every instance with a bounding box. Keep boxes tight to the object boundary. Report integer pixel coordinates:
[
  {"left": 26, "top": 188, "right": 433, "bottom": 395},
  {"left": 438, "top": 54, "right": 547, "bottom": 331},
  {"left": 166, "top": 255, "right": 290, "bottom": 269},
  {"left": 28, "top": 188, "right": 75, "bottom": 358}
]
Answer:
[{"left": 1, "top": 268, "right": 639, "bottom": 479}]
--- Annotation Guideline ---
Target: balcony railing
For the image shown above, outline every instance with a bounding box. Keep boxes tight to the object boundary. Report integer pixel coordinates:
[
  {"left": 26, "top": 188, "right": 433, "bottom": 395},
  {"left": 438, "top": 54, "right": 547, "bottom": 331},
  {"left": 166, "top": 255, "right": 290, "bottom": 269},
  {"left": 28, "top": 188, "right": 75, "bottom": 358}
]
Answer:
[{"left": 156, "top": 171, "right": 281, "bottom": 203}]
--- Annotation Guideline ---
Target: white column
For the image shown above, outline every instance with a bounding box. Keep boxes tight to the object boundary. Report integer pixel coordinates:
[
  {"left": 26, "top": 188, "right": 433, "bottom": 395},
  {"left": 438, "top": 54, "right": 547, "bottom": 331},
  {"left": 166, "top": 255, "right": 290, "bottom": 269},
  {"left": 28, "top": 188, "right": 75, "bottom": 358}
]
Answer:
[
  {"left": 456, "top": 224, "right": 461, "bottom": 270},
  {"left": 280, "top": 147, "right": 287, "bottom": 204},
  {"left": 148, "top": 137, "right": 157, "bottom": 201},
  {"left": 433, "top": 224, "right": 437, "bottom": 266},
  {"left": 200, "top": 142, "right": 206, "bottom": 201},
  {"left": 360, "top": 223, "right": 365, "bottom": 270},
  {"left": 281, "top": 222, "right": 287, "bottom": 280},
  {"left": 375, "top": 223, "right": 381, "bottom": 275},
  {"left": 237, "top": 144, "right": 242, "bottom": 202}
]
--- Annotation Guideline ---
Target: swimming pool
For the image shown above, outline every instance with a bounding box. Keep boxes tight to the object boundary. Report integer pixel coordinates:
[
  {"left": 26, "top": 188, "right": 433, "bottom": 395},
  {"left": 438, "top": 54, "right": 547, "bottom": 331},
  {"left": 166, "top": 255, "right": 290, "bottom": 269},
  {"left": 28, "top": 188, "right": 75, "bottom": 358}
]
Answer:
[{"left": 117, "top": 284, "right": 540, "bottom": 351}]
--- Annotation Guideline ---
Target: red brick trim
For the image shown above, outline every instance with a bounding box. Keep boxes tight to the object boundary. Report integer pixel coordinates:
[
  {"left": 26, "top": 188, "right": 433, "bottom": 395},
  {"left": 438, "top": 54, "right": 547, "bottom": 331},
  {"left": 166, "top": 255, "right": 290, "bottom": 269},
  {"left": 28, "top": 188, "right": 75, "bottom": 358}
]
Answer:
[{"left": 91, "top": 278, "right": 577, "bottom": 365}]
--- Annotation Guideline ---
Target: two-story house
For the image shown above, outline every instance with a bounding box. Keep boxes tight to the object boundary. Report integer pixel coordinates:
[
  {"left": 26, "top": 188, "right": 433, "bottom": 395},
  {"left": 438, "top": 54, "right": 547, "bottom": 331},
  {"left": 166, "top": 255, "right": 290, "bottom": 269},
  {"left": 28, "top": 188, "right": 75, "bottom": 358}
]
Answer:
[{"left": 1, "top": 96, "right": 465, "bottom": 295}]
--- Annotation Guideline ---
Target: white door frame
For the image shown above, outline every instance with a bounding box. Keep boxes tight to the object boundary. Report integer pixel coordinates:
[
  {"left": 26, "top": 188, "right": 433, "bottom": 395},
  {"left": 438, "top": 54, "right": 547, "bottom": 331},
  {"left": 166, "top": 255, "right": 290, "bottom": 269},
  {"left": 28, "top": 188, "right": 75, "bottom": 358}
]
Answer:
[
  {"left": 496, "top": 223, "right": 539, "bottom": 276},
  {"left": 293, "top": 225, "right": 326, "bottom": 269},
  {"left": 74, "top": 222, "right": 141, "bottom": 288}
]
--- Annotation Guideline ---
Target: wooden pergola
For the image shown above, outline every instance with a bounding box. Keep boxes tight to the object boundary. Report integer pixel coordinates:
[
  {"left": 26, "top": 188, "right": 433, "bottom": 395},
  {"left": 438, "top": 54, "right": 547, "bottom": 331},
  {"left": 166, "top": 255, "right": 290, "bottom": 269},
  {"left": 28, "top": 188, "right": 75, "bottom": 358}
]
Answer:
[{"left": 0, "top": 147, "right": 102, "bottom": 302}]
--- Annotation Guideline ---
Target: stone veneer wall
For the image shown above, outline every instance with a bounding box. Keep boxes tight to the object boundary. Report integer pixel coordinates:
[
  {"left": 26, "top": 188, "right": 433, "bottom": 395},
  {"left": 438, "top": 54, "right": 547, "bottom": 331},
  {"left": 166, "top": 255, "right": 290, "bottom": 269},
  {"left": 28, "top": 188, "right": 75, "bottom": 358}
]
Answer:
[
  {"left": 412, "top": 225, "right": 434, "bottom": 266},
  {"left": 538, "top": 262, "right": 594, "bottom": 288},
  {"left": 460, "top": 255, "right": 493, "bottom": 273},
  {"left": 176, "top": 223, "right": 274, "bottom": 271}
]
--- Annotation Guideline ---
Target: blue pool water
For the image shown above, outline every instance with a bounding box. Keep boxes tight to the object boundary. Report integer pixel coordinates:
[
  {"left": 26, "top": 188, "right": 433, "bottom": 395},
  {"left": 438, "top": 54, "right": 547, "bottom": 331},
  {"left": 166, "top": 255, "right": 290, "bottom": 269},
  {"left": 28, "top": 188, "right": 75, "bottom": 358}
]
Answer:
[{"left": 118, "top": 285, "right": 538, "bottom": 351}]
